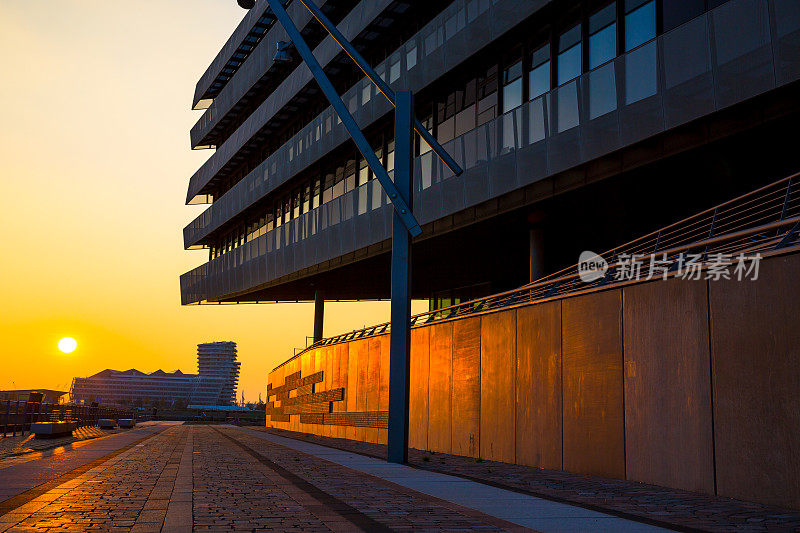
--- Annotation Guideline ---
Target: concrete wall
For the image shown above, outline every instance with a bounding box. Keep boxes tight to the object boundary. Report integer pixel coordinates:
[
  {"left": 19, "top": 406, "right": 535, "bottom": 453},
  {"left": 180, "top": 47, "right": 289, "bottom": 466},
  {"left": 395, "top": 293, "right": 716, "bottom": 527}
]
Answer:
[{"left": 267, "top": 253, "right": 800, "bottom": 509}]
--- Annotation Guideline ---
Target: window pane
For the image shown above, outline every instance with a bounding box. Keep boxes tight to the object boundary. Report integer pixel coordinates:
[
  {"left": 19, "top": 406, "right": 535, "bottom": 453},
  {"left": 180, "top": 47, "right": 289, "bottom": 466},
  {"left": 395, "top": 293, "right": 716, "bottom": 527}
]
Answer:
[
  {"left": 625, "top": 1, "right": 656, "bottom": 51},
  {"left": 590, "top": 23, "right": 617, "bottom": 69},
  {"left": 529, "top": 62, "right": 550, "bottom": 99},
  {"left": 529, "top": 44, "right": 551, "bottom": 99},
  {"left": 502, "top": 77, "right": 522, "bottom": 113},
  {"left": 558, "top": 44, "right": 582, "bottom": 85}
]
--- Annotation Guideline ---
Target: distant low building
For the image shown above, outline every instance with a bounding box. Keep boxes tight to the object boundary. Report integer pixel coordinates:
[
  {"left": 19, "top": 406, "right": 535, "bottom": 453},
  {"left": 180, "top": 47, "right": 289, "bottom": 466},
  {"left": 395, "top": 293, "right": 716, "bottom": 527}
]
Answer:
[
  {"left": 70, "top": 341, "right": 240, "bottom": 406},
  {"left": 0, "top": 390, "right": 67, "bottom": 404}
]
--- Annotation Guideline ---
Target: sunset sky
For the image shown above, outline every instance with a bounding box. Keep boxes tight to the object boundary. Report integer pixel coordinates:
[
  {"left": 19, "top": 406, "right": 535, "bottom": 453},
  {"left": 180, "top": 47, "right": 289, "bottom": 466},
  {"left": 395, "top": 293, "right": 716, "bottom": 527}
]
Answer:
[{"left": 0, "top": 1, "right": 419, "bottom": 402}]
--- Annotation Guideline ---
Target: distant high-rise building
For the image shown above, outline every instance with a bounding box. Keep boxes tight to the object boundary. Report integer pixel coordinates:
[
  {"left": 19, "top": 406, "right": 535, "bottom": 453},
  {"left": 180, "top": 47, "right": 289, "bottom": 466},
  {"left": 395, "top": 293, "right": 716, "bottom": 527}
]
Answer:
[
  {"left": 70, "top": 341, "right": 240, "bottom": 406},
  {"left": 194, "top": 341, "right": 241, "bottom": 406}
]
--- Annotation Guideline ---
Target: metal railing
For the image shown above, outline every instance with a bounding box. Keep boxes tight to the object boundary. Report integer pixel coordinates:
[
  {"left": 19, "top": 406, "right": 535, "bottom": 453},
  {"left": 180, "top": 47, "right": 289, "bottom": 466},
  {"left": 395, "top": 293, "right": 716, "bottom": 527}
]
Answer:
[
  {"left": 279, "top": 172, "right": 800, "bottom": 365},
  {"left": 0, "top": 400, "right": 136, "bottom": 438}
]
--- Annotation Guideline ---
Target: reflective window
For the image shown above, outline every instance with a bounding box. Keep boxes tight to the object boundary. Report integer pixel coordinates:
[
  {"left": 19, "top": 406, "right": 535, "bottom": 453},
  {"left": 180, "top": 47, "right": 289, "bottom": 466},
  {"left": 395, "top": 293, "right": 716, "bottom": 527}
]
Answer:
[
  {"left": 558, "top": 24, "right": 582, "bottom": 85},
  {"left": 344, "top": 158, "right": 357, "bottom": 193},
  {"left": 386, "top": 140, "right": 395, "bottom": 174},
  {"left": 312, "top": 177, "right": 321, "bottom": 209},
  {"left": 358, "top": 158, "right": 370, "bottom": 186},
  {"left": 590, "top": 4, "right": 617, "bottom": 69},
  {"left": 406, "top": 44, "right": 417, "bottom": 70},
  {"left": 528, "top": 44, "right": 551, "bottom": 100},
  {"left": 502, "top": 57, "right": 523, "bottom": 113},
  {"left": 477, "top": 65, "right": 498, "bottom": 125},
  {"left": 625, "top": 0, "right": 656, "bottom": 51}
]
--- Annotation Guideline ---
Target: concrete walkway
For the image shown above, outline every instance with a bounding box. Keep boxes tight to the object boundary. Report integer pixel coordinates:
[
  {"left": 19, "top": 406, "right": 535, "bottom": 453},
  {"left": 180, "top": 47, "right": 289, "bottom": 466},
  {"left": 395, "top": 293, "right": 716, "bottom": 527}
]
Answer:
[
  {"left": 0, "top": 423, "right": 672, "bottom": 532},
  {"left": 236, "top": 426, "right": 668, "bottom": 533}
]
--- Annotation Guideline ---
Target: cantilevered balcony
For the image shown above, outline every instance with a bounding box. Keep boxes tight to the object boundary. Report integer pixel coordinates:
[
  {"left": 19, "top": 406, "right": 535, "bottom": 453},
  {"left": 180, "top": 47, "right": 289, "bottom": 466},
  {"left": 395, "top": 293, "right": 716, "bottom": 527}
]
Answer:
[
  {"left": 190, "top": 0, "right": 333, "bottom": 149},
  {"left": 181, "top": 0, "right": 800, "bottom": 305},
  {"left": 193, "top": 0, "right": 278, "bottom": 110},
  {"left": 184, "top": 0, "right": 540, "bottom": 205}
]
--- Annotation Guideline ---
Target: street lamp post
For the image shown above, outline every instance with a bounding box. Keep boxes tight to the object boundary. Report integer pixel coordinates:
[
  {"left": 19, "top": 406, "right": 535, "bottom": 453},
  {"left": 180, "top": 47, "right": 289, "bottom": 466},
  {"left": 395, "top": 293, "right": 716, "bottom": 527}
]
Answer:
[{"left": 244, "top": 0, "right": 462, "bottom": 463}]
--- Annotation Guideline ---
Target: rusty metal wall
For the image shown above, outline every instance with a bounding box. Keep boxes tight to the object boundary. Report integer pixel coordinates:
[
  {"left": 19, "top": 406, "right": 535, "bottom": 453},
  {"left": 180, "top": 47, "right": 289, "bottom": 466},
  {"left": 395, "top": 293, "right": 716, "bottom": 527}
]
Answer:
[
  {"left": 451, "top": 317, "right": 481, "bottom": 458},
  {"left": 562, "top": 290, "right": 625, "bottom": 479},
  {"left": 409, "top": 327, "right": 430, "bottom": 451},
  {"left": 377, "top": 334, "right": 390, "bottom": 445},
  {"left": 515, "top": 301, "right": 562, "bottom": 470},
  {"left": 480, "top": 310, "right": 516, "bottom": 463},
  {"left": 334, "top": 343, "right": 349, "bottom": 440},
  {"left": 346, "top": 339, "right": 361, "bottom": 441},
  {"left": 263, "top": 253, "right": 799, "bottom": 510},
  {"left": 710, "top": 253, "right": 800, "bottom": 509},
  {"left": 365, "top": 337, "right": 381, "bottom": 444},
  {"left": 623, "top": 279, "right": 714, "bottom": 494},
  {"left": 428, "top": 321, "right": 453, "bottom": 454}
]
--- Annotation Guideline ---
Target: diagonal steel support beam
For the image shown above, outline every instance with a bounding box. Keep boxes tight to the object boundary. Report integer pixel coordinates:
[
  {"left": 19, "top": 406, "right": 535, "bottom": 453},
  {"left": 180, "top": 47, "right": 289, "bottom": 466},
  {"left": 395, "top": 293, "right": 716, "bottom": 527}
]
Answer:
[
  {"left": 266, "top": 0, "right": 422, "bottom": 236},
  {"left": 297, "top": 0, "right": 463, "bottom": 177}
]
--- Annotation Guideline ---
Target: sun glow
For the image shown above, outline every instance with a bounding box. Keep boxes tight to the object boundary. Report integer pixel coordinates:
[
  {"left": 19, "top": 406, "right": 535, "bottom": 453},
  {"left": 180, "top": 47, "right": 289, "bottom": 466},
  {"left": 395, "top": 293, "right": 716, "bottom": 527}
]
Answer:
[{"left": 58, "top": 337, "right": 78, "bottom": 354}]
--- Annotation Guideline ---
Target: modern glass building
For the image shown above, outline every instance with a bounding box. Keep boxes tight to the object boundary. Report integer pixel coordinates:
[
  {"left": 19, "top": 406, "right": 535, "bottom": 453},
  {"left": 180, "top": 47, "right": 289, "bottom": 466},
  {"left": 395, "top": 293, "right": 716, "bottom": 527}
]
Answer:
[
  {"left": 180, "top": 0, "right": 800, "bottom": 310},
  {"left": 70, "top": 342, "right": 240, "bottom": 406}
]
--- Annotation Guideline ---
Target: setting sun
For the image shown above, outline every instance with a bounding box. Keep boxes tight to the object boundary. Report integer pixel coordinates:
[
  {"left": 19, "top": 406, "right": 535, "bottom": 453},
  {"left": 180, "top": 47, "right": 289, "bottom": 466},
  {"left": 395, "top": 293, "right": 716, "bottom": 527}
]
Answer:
[{"left": 58, "top": 337, "right": 77, "bottom": 354}]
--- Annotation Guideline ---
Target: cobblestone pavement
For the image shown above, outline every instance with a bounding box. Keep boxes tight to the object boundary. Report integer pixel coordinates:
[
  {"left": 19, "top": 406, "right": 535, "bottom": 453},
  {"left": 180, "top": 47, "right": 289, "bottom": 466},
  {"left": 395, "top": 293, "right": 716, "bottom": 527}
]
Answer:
[
  {"left": 0, "top": 424, "right": 527, "bottom": 532},
  {"left": 253, "top": 428, "right": 800, "bottom": 533}
]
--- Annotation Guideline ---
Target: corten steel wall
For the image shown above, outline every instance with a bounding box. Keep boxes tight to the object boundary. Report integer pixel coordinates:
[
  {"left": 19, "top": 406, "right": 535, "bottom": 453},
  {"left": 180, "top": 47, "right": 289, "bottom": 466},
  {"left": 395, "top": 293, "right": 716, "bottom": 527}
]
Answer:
[{"left": 266, "top": 253, "right": 800, "bottom": 509}]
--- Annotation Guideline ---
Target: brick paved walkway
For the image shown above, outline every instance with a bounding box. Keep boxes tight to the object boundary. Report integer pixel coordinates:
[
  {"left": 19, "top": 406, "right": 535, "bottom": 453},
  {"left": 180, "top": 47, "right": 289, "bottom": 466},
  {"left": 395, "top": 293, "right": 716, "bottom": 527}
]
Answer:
[
  {"left": 254, "top": 427, "right": 800, "bottom": 533},
  {"left": 0, "top": 427, "right": 128, "bottom": 460},
  {"left": 1, "top": 424, "right": 794, "bottom": 532}
]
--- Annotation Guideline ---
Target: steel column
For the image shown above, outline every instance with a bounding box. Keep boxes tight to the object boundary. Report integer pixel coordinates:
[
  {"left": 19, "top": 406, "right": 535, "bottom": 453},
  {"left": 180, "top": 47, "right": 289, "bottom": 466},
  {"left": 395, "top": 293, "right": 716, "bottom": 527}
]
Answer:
[
  {"left": 313, "top": 290, "right": 324, "bottom": 342},
  {"left": 265, "top": 0, "right": 421, "bottom": 237},
  {"left": 388, "top": 91, "right": 414, "bottom": 464},
  {"left": 296, "top": 0, "right": 463, "bottom": 177}
]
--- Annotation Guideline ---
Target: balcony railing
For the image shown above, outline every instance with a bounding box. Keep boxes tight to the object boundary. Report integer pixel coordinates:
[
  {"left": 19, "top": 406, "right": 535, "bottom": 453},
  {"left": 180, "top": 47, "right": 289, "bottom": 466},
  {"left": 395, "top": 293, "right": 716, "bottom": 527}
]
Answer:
[
  {"left": 181, "top": 0, "right": 800, "bottom": 305},
  {"left": 1, "top": 399, "right": 136, "bottom": 437},
  {"left": 283, "top": 171, "right": 800, "bottom": 359}
]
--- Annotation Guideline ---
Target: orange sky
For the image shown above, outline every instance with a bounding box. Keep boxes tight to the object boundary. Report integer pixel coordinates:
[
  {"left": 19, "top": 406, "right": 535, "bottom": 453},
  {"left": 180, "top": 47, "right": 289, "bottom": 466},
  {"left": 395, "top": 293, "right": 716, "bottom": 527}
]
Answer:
[{"left": 0, "top": 2, "right": 423, "bottom": 402}]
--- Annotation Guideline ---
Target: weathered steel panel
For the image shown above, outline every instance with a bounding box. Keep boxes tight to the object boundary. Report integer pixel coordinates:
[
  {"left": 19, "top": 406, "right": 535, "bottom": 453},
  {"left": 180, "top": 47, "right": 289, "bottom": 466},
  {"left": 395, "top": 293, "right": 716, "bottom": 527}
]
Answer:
[
  {"left": 710, "top": 254, "right": 800, "bottom": 509},
  {"left": 366, "top": 336, "right": 382, "bottom": 443},
  {"left": 480, "top": 310, "right": 516, "bottom": 463},
  {"left": 323, "top": 346, "right": 334, "bottom": 439},
  {"left": 377, "top": 334, "right": 390, "bottom": 445},
  {"left": 428, "top": 321, "right": 453, "bottom": 454},
  {"left": 346, "top": 340, "right": 361, "bottom": 441},
  {"left": 562, "top": 290, "right": 625, "bottom": 479},
  {"left": 289, "top": 359, "right": 301, "bottom": 433},
  {"left": 515, "top": 301, "right": 562, "bottom": 470},
  {"left": 335, "top": 342, "right": 349, "bottom": 440},
  {"left": 451, "top": 317, "right": 481, "bottom": 458},
  {"left": 355, "top": 338, "right": 370, "bottom": 442},
  {"left": 409, "top": 326, "right": 430, "bottom": 451},
  {"left": 623, "top": 279, "right": 714, "bottom": 494},
  {"left": 299, "top": 353, "right": 313, "bottom": 435}
]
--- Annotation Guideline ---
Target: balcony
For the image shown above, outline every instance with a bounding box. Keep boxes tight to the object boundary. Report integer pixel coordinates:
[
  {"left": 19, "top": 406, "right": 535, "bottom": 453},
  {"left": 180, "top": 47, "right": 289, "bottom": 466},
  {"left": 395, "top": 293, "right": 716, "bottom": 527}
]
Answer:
[
  {"left": 190, "top": 0, "right": 326, "bottom": 148},
  {"left": 181, "top": 0, "right": 800, "bottom": 305},
  {"left": 185, "top": 0, "right": 543, "bottom": 204},
  {"left": 193, "top": 0, "right": 276, "bottom": 110}
]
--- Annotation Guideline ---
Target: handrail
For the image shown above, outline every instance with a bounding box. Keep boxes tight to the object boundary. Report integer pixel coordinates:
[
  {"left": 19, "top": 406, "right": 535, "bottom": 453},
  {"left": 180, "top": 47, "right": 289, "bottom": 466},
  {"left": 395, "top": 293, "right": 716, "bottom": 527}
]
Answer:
[{"left": 274, "top": 172, "right": 800, "bottom": 370}]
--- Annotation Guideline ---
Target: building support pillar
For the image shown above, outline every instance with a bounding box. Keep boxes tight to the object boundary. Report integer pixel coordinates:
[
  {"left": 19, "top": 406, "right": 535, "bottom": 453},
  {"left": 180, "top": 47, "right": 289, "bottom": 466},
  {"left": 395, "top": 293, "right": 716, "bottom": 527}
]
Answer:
[
  {"left": 530, "top": 227, "right": 545, "bottom": 283},
  {"left": 313, "top": 290, "right": 324, "bottom": 343},
  {"left": 387, "top": 91, "right": 414, "bottom": 464}
]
